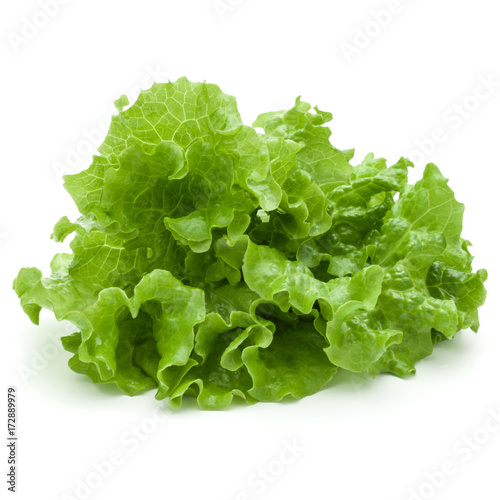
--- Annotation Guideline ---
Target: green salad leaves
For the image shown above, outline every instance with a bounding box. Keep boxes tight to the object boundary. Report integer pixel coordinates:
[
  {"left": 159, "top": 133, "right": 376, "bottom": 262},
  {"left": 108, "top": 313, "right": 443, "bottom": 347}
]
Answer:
[{"left": 14, "top": 78, "right": 487, "bottom": 409}]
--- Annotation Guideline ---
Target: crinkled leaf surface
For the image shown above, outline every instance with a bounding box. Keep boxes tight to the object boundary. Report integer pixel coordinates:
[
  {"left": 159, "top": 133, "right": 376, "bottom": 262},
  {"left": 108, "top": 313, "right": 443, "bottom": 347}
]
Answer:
[{"left": 14, "top": 78, "right": 487, "bottom": 409}]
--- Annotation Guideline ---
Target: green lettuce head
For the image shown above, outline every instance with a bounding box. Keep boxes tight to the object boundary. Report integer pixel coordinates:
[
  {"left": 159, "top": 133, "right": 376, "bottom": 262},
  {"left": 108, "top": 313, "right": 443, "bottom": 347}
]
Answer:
[{"left": 13, "top": 78, "right": 487, "bottom": 409}]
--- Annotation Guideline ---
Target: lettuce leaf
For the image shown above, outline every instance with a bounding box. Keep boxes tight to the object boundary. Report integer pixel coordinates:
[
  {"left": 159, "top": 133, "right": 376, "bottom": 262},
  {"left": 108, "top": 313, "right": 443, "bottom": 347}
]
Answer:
[{"left": 14, "top": 78, "right": 487, "bottom": 409}]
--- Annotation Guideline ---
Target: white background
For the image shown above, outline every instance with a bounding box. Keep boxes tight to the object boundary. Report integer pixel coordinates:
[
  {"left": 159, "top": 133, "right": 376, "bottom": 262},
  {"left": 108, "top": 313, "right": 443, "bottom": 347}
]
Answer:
[{"left": 1, "top": 1, "right": 499, "bottom": 499}]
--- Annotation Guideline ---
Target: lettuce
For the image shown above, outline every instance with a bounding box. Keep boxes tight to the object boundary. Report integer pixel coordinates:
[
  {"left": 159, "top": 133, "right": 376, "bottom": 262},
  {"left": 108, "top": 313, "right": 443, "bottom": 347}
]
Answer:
[{"left": 13, "top": 78, "right": 487, "bottom": 409}]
